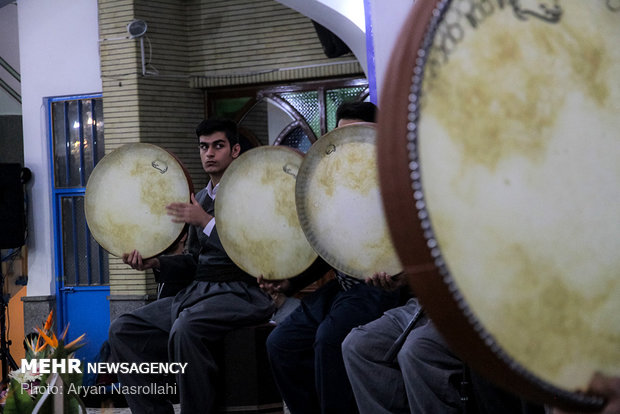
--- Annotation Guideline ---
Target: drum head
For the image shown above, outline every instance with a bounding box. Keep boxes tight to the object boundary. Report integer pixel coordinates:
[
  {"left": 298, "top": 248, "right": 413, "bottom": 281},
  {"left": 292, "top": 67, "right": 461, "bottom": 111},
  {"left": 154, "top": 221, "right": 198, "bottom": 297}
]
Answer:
[
  {"left": 85, "top": 143, "right": 192, "bottom": 259},
  {"left": 216, "top": 146, "right": 317, "bottom": 280},
  {"left": 378, "top": 0, "right": 619, "bottom": 410},
  {"left": 296, "top": 123, "right": 402, "bottom": 279}
]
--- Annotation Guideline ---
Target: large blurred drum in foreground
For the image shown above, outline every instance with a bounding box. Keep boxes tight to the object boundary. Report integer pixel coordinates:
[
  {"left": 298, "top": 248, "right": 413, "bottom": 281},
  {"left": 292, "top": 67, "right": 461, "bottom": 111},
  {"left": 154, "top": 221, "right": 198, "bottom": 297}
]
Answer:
[
  {"left": 85, "top": 143, "right": 192, "bottom": 259},
  {"left": 296, "top": 123, "right": 402, "bottom": 279},
  {"left": 378, "top": 0, "right": 619, "bottom": 411},
  {"left": 216, "top": 146, "right": 317, "bottom": 280}
]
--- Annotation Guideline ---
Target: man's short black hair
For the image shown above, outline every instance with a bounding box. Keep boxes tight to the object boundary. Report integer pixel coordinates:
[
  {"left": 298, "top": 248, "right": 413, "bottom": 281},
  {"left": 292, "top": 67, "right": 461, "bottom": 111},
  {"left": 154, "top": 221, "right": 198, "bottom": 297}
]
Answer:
[
  {"left": 336, "top": 101, "right": 378, "bottom": 124},
  {"left": 195, "top": 118, "right": 239, "bottom": 146}
]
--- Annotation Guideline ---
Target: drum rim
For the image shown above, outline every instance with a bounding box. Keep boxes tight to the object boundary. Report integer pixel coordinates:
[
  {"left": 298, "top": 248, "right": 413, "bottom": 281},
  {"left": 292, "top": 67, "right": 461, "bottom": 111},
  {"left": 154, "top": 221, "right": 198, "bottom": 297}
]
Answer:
[
  {"left": 295, "top": 122, "right": 401, "bottom": 279},
  {"left": 215, "top": 145, "right": 318, "bottom": 279},
  {"left": 85, "top": 142, "right": 193, "bottom": 259},
  {"left": 376, "top": 0, "right": 605, "bottom": 410}
]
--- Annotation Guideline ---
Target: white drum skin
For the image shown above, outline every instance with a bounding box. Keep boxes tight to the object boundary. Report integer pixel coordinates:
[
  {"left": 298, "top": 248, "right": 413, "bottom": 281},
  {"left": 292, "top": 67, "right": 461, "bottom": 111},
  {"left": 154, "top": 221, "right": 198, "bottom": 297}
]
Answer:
[
  {"left": 215, "top": 146, "right": 317, "bottom": 280},
  {"left": 377, "top": 0, "right": 619, "bottom": 409},
  {"left": 296, "top": 123, "right": 402, "bottom": 280},
  {"left": 85, "top": 143, "right": 191, "bottom": 259},
  {"left": 420, "top": 1, "right": 620, "bottom": 391}
]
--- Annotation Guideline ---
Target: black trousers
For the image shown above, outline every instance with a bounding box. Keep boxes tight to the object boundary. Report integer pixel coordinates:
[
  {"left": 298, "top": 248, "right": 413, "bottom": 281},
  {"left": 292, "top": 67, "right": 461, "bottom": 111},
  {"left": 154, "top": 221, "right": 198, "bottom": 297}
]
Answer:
[{"left": 108, "top": 280, "right": 275, "bottom": 414}]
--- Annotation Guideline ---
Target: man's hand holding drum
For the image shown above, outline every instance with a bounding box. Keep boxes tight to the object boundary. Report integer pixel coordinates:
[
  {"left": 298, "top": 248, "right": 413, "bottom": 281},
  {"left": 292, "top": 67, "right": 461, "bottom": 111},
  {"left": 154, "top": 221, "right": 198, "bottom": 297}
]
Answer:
[
  {"left": 122, "top": 194, "right": 210, "bottom": 271},
  {"left": 364, "top": 271, "right": 406, "bottom": 291},
  {"left": 166, "top": 193, "right": 213, "bottom": 229},
  {"left": 122, "top": 250, "right": 159, "bottom": 271},
  {"left": 257, "top": 275, "right": 291, "bottom": 296}
]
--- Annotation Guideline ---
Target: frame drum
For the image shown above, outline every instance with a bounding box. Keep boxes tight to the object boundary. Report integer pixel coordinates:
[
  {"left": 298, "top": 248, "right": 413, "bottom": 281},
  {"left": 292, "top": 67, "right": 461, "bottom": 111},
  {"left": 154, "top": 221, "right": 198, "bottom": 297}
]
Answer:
[
  {"left": 215, "top": 146, "right": 317, "bottom": 280},
  {"left": 296, "top": 123, "right": 402, "bottom": 280},
  {"left": 378, "top": 0, "right": 619, "bottom": 410},
  {"left": 85, "top": 143, "right": 192, "bottom": 259}
]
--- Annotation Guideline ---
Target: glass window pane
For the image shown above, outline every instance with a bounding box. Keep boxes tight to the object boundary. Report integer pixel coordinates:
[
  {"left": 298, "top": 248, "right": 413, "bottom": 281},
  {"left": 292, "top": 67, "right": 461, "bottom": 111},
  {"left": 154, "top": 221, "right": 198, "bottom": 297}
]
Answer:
[
  {"left": 81, "top": 99, "right": 94, "bottom": 180},
  {"left": 280, "top": 127, "right": 312, "bottom": 153},
  {"left": 61, "top": 196, "right": 78, "bottom": 286},
  {"left": 53, "top": 100, "right": 81, "bottom": 187},
  {"left": 92, "top": 98, "right": 105, "bottom": 165},
  {"left": 62, "top": 195, "right": 108, "bottom": 286},
  {"left": 52, "top": 101, "right": 69, "bottom": 187},
  {"left": 52, "top": 98, "right": 105, "bottom": 188},
  {"left": 91, "top": 231, "right": 110, "bottom": 285},
  {"left": 80, "top": 98, "right": 105, "bottom": 180},
  {"left": 66, "top": 101, "right": 81, "bottom": 187},
  {"left": 280, "top": 91, "right": 320, "bottom": 137}
]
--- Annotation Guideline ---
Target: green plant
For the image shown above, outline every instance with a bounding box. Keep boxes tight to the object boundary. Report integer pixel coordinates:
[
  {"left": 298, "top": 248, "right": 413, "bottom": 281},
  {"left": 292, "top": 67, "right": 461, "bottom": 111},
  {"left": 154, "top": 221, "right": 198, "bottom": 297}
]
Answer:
[{"left": 1, "top": 310, "right": 86, "bottom": 414}]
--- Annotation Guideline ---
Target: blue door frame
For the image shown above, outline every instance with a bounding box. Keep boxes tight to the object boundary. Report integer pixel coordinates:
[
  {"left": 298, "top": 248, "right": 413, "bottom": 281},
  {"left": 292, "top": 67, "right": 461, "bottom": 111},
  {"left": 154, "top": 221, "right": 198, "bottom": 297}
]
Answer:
[{"left": 47, "top": 94, "right": 110, "bottom": 364}]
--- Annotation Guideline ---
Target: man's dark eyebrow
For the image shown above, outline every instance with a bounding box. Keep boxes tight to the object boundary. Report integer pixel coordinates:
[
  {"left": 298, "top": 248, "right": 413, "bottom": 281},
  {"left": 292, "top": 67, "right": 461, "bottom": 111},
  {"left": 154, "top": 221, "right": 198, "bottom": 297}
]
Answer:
[{"left": 199, "top": 139, "right": 227, "bottom": 146}]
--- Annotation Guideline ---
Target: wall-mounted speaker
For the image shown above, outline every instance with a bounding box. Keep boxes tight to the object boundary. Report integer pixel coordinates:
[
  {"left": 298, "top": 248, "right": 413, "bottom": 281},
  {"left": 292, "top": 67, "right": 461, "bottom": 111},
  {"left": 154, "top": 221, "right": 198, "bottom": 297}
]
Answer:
[
  {"left": 0, "top": 163, "right": 26, "bottom": 248},
  {"left": 312, "top": 21, "right": 351, "bottom": 59}
]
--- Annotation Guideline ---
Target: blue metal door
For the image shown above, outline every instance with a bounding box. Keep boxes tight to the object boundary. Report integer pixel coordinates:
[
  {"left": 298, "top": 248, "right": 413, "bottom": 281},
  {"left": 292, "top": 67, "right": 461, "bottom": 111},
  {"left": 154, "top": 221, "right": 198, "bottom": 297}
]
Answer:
[{"left": 48, "top": 95, "right": 109, "bottom": 363}]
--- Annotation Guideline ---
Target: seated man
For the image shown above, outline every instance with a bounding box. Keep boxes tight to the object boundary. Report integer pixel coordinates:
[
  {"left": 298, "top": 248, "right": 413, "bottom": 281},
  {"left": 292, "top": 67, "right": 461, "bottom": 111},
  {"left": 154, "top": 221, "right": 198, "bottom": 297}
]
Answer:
[
  {"left": 260, "top": 265, "right": 401, "bottom": 414},
  {"left": 342, "top": 273, "right": 590, "bottom": 414},
  {"left": 342, "top": 275, "right": 464, "bottom": 413},
  {"left": 258, "top": 101, "right": 403, "bottom": 414},
  {"left": 108, "top": 118, "right": 275, "bottom": 414}
]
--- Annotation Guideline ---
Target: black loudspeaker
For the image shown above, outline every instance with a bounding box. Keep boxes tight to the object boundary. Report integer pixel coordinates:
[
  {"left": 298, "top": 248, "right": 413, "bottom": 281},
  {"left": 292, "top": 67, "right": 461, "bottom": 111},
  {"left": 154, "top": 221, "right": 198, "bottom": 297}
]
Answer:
[
  {"left": 312, "top": 21, "right": 351, "bottom": 58},
  {"left": 0, "top": 163, "right": 26, "bottom": 248}
]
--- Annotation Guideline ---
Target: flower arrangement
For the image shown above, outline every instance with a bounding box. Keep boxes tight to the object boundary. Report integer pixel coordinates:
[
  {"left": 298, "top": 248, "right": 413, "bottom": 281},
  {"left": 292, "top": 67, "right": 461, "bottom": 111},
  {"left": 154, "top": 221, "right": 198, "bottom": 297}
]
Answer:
[{"left": 0, "top": 310, "right": 86, "bottom": 414}]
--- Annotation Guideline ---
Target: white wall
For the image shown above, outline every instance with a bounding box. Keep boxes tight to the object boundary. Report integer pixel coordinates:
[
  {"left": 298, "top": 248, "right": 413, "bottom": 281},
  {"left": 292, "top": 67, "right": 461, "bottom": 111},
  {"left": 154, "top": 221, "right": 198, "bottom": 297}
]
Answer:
[
  {"left": 18, "top": 0, "right": 102, "bottom": 296},
  {"left": 0, "top": 3, "right": 21, "bottom": 115},
  {"left": 368, "top": 0, "right": 415, "bottom": 100}
]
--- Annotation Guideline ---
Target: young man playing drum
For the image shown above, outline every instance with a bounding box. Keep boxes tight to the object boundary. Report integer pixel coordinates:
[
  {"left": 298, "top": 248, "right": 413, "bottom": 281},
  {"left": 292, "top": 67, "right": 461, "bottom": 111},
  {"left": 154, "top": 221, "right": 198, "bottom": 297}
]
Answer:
[
  {"left": 258, "top": 101, "right": 403, "bottom": 414},
  {"left": 108, "top": 118, "right": 276, "bottom": 414}
]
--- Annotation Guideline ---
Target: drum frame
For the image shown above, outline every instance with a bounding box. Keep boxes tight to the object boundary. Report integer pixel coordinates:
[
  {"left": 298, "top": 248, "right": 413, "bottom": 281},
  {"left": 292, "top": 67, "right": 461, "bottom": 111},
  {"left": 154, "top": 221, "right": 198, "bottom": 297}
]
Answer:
[
  {"left": 215, "top": 145, "right": 317, "bottom": 280},
  {"left": 295, "top": 123, "right": 402, "bottom": 280},
  {"left": 376, "top": 0, "right": 605, "bottom": 410},
  {"left": 85, "top": 143, "right": 193, "bottom": 259}
]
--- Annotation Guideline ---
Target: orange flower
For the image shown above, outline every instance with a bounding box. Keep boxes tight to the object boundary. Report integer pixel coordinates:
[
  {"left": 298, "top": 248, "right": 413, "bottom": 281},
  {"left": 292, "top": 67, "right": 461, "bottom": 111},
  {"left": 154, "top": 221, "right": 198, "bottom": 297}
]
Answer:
[
  {"left": 35, "top": 310, "right": 54, "bottom": 353},
  {"left": 43, "top": 310, "right": 54, "bottom": 331},
  {"left": 65, "top": 333, "right": 87, "bottom": 350},
  {"left": 58, "top": 324, "right": 86, "bottom": 351},
  {"left": 35, "top": 327, "right": 58, "bottom": 352},
  {"left": 30, "top": 310, "right": 86, "bottom": 356}
]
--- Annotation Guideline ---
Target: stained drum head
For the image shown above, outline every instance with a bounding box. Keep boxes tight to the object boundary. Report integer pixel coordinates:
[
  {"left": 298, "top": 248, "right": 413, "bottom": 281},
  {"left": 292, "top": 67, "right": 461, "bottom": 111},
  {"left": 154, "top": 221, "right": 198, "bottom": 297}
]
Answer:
[
  {"left": 85, "top": 143, "right": 192, "bottom": 259},
  {"left": 215, "top": 146, "right": 317, "bottom": 280},
  {"left": 296, "top": 123, "right": 402, "bottom": 279},
  {"left": 377, "top": 0, "right": 619, "bottom": 410}
]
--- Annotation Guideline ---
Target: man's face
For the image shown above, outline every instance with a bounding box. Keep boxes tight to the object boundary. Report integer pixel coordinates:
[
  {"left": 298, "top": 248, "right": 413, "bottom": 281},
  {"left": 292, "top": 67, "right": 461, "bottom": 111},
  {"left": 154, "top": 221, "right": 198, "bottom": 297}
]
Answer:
[{"left": 198, "top": 131, "right": 240, "bottom": 176}]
